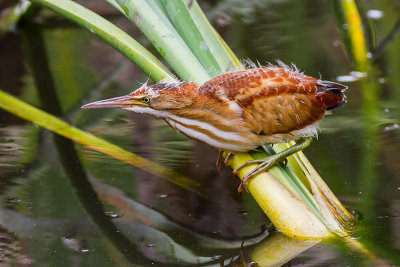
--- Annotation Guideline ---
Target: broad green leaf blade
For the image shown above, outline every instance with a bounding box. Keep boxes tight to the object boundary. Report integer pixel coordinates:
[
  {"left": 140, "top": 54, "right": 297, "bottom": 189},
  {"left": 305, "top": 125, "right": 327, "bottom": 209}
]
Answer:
[
  {"left": 30, "top": 0, "right": 172, "bottom": 82},
  {"left": 144, "top": 0, "right": 174, "bottom": 29},
  {"left": 162, "top": 0, "right": 223, "bottom": 77},
  {"left": 179, "top": 0, "right": 242, "bottom": 73},
  {"left": 113, "top": 0, "right": 211, "bottom": 84},
  {"left": 0, "top": 90, "right": 205, "bottom": 196}
]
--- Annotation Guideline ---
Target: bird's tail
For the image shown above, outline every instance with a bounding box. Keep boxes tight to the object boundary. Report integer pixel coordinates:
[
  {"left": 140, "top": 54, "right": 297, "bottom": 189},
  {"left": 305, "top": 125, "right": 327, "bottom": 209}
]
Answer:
[{"left": 315, "top": 81, "right": 347, "bottom": 111}]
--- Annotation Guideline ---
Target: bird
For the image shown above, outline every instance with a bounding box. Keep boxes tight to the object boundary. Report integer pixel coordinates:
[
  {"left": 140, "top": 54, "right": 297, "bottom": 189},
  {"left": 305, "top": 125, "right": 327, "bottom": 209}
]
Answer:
[{"left": 82, "top": 64, "right": 347, "bottom": 192}]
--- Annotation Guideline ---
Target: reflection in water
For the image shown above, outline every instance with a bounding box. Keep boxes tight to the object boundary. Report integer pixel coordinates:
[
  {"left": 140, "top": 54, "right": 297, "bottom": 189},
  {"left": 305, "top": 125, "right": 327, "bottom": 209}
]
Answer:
[
  {"left": 248, "top": 232, "right": 319, "bottom": 266},
  {"left": 22, "top": 22, "right": 155, "bottom": 265},
  {"left": 1, "top": 0, "right": 400, "bottom": 265}
]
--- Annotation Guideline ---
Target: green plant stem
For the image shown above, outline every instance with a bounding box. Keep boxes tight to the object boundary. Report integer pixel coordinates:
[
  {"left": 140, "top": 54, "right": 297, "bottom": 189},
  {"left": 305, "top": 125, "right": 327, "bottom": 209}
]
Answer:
[
  {"left": 0, "top": 0, "right": 31, "bottom": 37},
  {"left": 333, "top": 0, "right": 370, "bottom": 71}
]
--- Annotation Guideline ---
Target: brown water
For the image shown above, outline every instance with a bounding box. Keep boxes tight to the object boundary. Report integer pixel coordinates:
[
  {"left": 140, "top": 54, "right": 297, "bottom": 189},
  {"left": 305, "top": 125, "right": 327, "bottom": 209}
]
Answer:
[{"left": 0, "top": 0, "right": 400, "bottom": 266}]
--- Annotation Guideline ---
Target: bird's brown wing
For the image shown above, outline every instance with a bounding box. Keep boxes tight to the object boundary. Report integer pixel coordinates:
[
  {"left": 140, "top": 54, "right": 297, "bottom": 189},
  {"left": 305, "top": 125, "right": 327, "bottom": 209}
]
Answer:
[{"left": 200, "top": 67, "right": 326, "bottom": 136}]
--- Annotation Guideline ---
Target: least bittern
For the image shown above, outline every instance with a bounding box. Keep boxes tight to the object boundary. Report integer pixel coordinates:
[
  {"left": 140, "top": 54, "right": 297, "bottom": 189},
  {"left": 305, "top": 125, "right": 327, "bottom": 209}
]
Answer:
[{"left": 82, "top": 65, "right": 347, "bottom": 192}]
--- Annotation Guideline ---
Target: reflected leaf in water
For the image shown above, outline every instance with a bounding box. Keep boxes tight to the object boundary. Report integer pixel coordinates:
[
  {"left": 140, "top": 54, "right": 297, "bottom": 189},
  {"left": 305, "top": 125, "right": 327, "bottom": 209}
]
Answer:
[
  {"left": 150, "top": 122, "right": 194, "bottom": 169},
  {"left": 0, "top": 125, "right": 40, "bottom": 172}
]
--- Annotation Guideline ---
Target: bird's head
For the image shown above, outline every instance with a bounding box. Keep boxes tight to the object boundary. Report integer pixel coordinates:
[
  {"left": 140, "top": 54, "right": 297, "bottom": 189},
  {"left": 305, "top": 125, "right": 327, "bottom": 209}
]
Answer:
[{"left": 82, "top": 82, "right": 197, "bottom": 115}]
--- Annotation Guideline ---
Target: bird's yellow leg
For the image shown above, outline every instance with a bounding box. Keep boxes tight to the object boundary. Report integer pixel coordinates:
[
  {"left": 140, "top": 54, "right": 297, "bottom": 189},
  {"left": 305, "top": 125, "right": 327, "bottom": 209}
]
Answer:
[
  {"left": 224, "top": 152, "right": 234, "bottom": 165},
  {"left": 216, "top": 152, "right": 234, "bottom": 174},
  {"left": 216, "top": 151, "right": 224, "bottom": 174},
  {"left": 234, "top": 138, "right": 312, "bottom": 193}
]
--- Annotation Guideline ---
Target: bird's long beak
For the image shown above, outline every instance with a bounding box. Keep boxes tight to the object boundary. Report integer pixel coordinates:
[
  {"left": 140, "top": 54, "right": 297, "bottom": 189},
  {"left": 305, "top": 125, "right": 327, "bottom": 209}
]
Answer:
[{"left": 82, "top": 95, "right": 143, "bottom": 109}]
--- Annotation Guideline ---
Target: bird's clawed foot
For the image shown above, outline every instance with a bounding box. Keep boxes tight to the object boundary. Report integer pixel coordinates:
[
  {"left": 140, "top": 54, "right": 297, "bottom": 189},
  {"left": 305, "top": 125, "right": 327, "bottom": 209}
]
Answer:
[
  {"left": 234, "top": 138, "right": 312, "bottom": 193},
  {"left": 235, "top": 157, "right": 278, "bottom": 193}
]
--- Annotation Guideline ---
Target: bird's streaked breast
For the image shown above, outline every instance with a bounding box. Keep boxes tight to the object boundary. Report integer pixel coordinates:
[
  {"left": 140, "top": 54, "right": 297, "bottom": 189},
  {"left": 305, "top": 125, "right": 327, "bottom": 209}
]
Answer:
[
  {"left": 167, "top": 115, "right": 246, "bottom": 142},
  {"left": 127, "top": 105, "right": 255, "bottom": 151},
  {"left": 166, "top": 119, "right": 253, "bottom": 152}
]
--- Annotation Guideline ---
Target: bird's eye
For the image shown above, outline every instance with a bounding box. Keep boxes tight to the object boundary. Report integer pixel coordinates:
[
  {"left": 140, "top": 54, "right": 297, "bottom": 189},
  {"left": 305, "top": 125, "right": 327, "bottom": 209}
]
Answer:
[{"left": 142, "top": 96, "right": 151, "bottom": 104}]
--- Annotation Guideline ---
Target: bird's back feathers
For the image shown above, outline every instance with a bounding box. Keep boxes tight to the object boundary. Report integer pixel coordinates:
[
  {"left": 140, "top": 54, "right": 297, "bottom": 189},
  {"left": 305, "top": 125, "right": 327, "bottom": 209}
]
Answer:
[{"left": 198, "top": 67, "right": 347, "bottom": 138}]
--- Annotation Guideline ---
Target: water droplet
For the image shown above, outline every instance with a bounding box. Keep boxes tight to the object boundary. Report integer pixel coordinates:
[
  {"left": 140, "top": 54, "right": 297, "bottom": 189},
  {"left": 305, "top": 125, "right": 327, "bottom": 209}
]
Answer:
[
  {"left": 104, "top": 211, "right": 123, "bottom": 218},
  {"left": 384, "top": 124, "right": 400, "bottom": 132},
  {"left": 367, "top": 9, "right": 384, "bottom": 20},
  {"left": 9, "top": 198, "right": 23, "bottom": 203},
  {"left": 350, "top": 71, "right": 367, "bottom": 78},
  {"left": 216, "top": 16, "right": 231, "bottom": 26},
  {"left": 337, "top": 75, "right": 358, "bottom": 82},
  {"left": 333, "top": 40, "right": 341, "bottom": 47},
  {"left": 238, "top": 210, "right": 248, "bottom": 215},
  {"left": 337, "top": 71, "right": 367, "bottom": 82},
  {"left": 61, "top": 237, "right": 80, "bottom": 251}
]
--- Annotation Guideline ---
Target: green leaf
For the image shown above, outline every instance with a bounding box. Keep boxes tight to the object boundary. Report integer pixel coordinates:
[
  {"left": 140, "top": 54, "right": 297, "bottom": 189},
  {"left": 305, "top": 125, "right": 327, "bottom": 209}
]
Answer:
[
  {"left": 112, "top": 0, "right": 211, "bottom": 84},
  {"left": 162, "top": 0, "right": 224, "bottom": 77}
]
